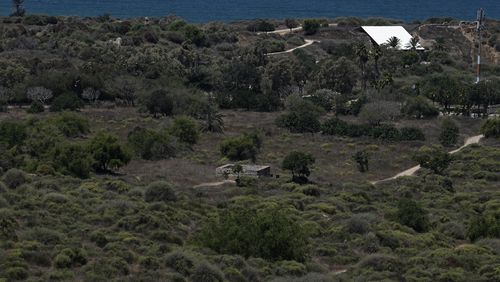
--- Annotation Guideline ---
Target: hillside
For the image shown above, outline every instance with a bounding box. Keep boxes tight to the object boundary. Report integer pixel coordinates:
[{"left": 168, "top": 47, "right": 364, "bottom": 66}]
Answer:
[{"left": 0, "top": 15, "right": 500, "bottom": 282}]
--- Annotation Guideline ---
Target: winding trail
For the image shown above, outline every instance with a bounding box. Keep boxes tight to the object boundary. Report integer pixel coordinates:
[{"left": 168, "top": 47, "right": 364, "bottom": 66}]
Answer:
[
  {"left": 372, "top": 134, "right": 484, "bottom": 184},
  {"left": 261, "top": 24, "right": 338, "bottom": 56},
  {"left": 266, "top": 39, "right": 319, "bottom": 56}
]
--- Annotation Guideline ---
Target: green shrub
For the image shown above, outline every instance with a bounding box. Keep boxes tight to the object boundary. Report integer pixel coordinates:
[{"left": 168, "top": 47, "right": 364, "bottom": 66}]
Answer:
[
  {"left": 356, "top": 253, "right": 401, "bottom": 272},
  {"left": 52, "top": 143, "right": 93, "bottom": 178},
  {"left": 399, "top": 127, "right": 426, "bottom": 141},
  {"left": 282, "top": 151, "right": 315, "bottom": 183},
  {"left": 481, "top": 118, "right": 500, "bottom": 138},
  {"left": 396, "top": 199, "right": 430, "bottom": 232},
  {"left": 169, "top": 116, "right": 200, "bottom": 145},
  {"left": 197, "top": 206, "right": 308, "bottom": 261},
  {"left": 165, "top": 251, "right": 195, "bottom": 276},
  {"left": 0, "top": 121, "right": 27, "bottom": 148},
  {"left": 439, "top": 118, "right": 459, "bottom": 147},
  {"left": 413, "top": 145, "right": 451, "bottom": 174},
  {"left": 402, "top": 96, "right": 439, "bottom": 119},
  {"left": 144, "top": 181, "right": 177, "bottom": 203},
  {"left": 52, "top": 112, "right": 90, "bottom": 137},
  {"left": 127, "top": 127, "right": 176, "bottom": 160},
  {"left": 5, "top": 267, "right": 28, "bottom": 280},
  {"left": 89, "top": 132, "right": 131, "bottom": 172},
  {"left": 276, "top": 96, "right": 324, "bottom": 133},
  {"left": 303, "top": 19, "right": 321, "bottom": 35},
  {"left": 27, "top": 101, "right": 45, "bottom": 113},
  {"left": 467, "top": 214, "right": 500, "bottom": 241},
  {"left": 0, "top": 209, "right": 18, "bottom": 240},
  {"left": 2, "top": 168, "right": 27, "bottom": 189},
  {"left": 189, "top": 263, "right": 224, "bottom": 282},
  {"left": 220, "top": 134, "right": 260, "bottom": 161},
  {"left": 50, "top": 92, "right": 83, "bottom": 112}
]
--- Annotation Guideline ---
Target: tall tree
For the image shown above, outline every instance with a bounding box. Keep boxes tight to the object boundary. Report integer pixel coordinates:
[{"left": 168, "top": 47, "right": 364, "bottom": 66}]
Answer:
[
  {"left": 354, "top": 43, "right": 369, "bottom": 90},
  {"left": 386, "top": 36, "right": 401, "bottom": 49}
]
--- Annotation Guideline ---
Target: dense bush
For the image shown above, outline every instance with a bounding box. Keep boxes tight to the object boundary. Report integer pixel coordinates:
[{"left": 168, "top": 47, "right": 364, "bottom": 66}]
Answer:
[
  {"left": 189, "top": 263, "right": 224, "bottom": 282},
  {"left": 144, "top": 181, "right": 177, "bottom": 203},
  {"left": 198, "top": 206, "right": 308, "bottom": 261},
  {"left": 169, "top": 116, "right": 200, "bottom": 145},
  {"left": 359, "top": 101, "right": 401, "bottom": 125},
  {"left": 282, "top": 151, "right": 315, "bottom": 183},
  {"left": 89, "top": 133, "right": 131, "bottom": 172},
  {"left": 401, "top": 96, "right": 439, "bottom": 119},
  {"left": 439, "top": 118, "right": 459, "bottom": 147},
  {"left": 128, "top": 127, "right": 176, "bottom": 160},
  {"left": 396, "top": 199, "right": 430, "bottom": 232},
  {"left": 52, "top": 143, "right": 93, "bottom": 178},
  {"left": 303, "top": 19, "right": 321, "bottom": 35},
  {"left": 0, "top": 121, "right": 27, "bottom": 148},
  {"left": 50, "top": 93, "right": 83, "bottom": 112},
  {"left": 276, "top": 95, "right": 324, "bottom": 133},
  {"left": 27, "top": 101, "right": 45, "bottom": 113},
  {"left": 467, "top": 214, "right": 500, "bottom": 241},
  {"left": 413, "top": 145, "right": 451, "bottom": 174},
  {"left": 321, "top": 118, "right": 425, "bottom": 141},
  {"left": 219, "top": 133, "right": 261, "bottom": 161},
  {"left": 2, "top": 168, "right": 27, "bottom": 189},
  {"left": 52, "top": 112, "right": 90, "bottom": 137},
  {"left": 481, "top": 118, "right": 500, "bottom": 138}
]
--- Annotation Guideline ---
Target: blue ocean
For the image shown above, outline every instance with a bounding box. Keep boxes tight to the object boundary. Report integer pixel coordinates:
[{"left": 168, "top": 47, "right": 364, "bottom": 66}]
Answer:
[{"left": 0, "top": 0, "right": 499, "bottom": 22}]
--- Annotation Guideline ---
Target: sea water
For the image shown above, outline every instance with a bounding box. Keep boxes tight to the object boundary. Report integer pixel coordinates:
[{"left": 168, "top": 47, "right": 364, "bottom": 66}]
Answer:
[{"left": 0, "top": 0, "right": 498, "bottom": 22}]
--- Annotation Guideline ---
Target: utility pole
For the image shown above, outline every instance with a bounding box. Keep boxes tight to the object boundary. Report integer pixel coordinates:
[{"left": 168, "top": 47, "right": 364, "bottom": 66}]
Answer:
[{"left": 475, "top": 8, "right": 485, "bottom": 84}]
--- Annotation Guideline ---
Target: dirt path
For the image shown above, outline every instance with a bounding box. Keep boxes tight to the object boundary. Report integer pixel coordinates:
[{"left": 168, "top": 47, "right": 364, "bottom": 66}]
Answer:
[
  {"left": 373, "top": 135, "right": 484, "bottom": 184},
  {"left": 266, "top": 39, "right": 319, "bottom": 56},
  {"left": 193, "top": 180, "right": 236, "bottom": 188}
]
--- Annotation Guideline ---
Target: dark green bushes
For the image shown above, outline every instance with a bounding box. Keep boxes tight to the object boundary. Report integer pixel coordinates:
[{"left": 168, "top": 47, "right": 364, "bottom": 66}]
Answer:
[
  {"left": 439, "top": 118, "right": 459, "bottom": 147},
  {"left": 303, "top": 19, "right": 321, "bottom": 35},
  {"left": 276, "top": 96, "right": 324, "bottom": 133},
  {"left": 321, "top": 118, "right": 425, "bottom": 141},
  {"left": 413, "top": 145, "right": 451, "bottom": 174},
  {"left": 220, "top": 133, "right": 261, "bottom": 161},
  {"left": 0, "top": 121, "right": 27, "bottom": 148},
  {"left": 52, "top": 112, "right": 90, "bottom": 137},
  {"left": 282, "top": 151, "right": 315, "bottom": 183},
  {"left": 144, "top": 181, "right": 177, "bottom": 203},
  {"left": 2, "top": 168, "right": 27, "bottom": 189},
  {"left": 127, "top": 127, "right": 176, "bottom": 160},
  {"left": 89, "top": 133, "right": 131, "bottom": 172},
  {"left": 401, "top": 96, "right": 439, "bottom": 119},
  {"left": 169, "top": 116, "right": 200, "bottom": 146},
  {"left": 54, "top": 248, "right": 87, "bottom": 268},
  {"left": 396, "top": 199, "right": 430, "bottom": 232},
  {"left": 50, "top": 93, "right": 83, "bottom": 112},
  {"left": 52, "top": 143, "right": 93, "bottom": 178},
  {"left": 197, "top": 206, "right": 308, "bottom": 262},
  {"left": 467, "top": 214, "right": 500, "bottom": 241},
  {"left": 481, "top": 118, "right": 500, "bottom": 138}
]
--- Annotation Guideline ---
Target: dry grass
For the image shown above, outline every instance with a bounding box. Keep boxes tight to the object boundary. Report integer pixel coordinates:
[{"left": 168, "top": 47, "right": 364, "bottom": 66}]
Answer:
[{"left": 0, "top": 107, "right": 486, "bottom": 189}]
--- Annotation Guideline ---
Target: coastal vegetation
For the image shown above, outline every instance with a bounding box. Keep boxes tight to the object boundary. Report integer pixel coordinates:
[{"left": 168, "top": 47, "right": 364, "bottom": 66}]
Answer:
[{"left": 0, "top": 11, "right": 499, "bottom": 281}]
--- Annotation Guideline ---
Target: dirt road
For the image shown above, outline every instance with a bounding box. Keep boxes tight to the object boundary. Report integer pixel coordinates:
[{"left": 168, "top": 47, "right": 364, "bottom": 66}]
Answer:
[{"left": 373, "top": 134, "right": 484, "bottom": 184}]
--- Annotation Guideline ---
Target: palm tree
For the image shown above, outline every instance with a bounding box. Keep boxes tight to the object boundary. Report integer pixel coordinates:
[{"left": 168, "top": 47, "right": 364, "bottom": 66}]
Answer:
[
  {"left": 386, "top": 36, "right": 401, "bottom": 49},
  {"left": 370, "top": 45, "right": 383, "bottom": 78},
  {"left": 202, "top": 96, "right": 224, "bottom": 133},
  {"left": 354, "top": 43, "right": 369, "bottom": 90},
  {"left": 11, "top": 0, "right": 25, "bottom": 17},
  {"left": 406, "top": 36, "right": 420, "bottom": 51}
]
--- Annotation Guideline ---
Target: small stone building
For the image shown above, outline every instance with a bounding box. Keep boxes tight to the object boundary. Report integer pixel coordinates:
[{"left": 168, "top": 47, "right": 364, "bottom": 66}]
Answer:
[{"left": 216, "top": 164, "right": 271, "bottom": 178}]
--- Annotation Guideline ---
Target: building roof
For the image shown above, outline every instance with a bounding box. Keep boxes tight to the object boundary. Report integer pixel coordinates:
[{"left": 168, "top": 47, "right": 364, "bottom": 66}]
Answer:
[{"left": 361, "top": 26, "right": 424, "bottom": 50}]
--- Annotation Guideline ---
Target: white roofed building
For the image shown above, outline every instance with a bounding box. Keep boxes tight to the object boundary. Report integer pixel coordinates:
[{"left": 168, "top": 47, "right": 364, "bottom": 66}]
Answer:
[{"left": 361, "top": 26, "right": 424, "bottom": 51}]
